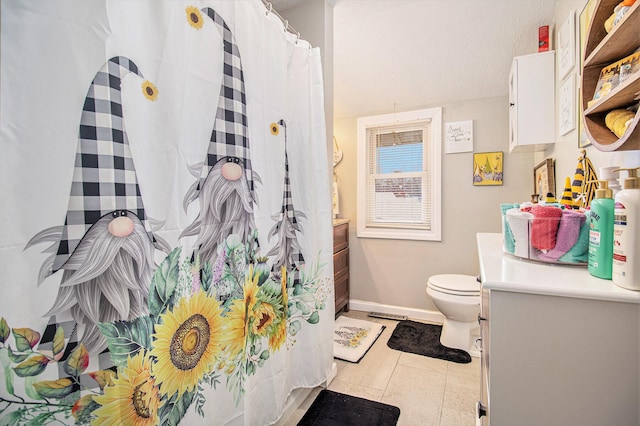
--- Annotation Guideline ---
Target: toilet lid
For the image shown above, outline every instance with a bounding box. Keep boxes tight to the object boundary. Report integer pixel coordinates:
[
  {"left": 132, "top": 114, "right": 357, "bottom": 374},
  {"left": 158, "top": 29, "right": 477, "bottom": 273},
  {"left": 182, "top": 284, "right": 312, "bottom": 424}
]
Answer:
[{"left": 428, "top": 274, "right": 479, "bottom": 294}]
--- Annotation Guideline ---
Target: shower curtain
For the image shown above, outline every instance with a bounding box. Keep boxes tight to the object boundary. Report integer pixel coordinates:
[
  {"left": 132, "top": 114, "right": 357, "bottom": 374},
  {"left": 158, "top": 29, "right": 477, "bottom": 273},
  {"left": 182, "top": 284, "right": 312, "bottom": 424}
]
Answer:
[{"left": 0, "top": 1, "right": 334, "bottom": 424}]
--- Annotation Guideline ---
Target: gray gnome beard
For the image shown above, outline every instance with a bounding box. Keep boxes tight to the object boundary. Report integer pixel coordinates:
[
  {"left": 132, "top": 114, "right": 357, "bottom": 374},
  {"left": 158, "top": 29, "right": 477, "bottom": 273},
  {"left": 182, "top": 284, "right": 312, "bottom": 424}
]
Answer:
[
  {"left": 44, "top": 214, "right": 156, "bottom": 354},
  {"left": 181, "top": 160, "right": 258, "bottom": 267}
]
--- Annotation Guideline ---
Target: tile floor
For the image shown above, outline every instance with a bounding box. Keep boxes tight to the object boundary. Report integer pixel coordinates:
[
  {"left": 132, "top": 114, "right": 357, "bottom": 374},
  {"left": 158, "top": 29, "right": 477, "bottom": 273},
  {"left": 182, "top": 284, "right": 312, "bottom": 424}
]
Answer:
[{"left": 279, "top": 310, "right": 481, "bottom": 425}]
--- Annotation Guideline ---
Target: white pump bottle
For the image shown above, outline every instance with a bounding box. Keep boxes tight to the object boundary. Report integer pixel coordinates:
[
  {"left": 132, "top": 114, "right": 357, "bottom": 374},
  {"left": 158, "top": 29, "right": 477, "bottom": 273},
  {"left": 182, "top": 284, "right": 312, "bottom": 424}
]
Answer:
[{"left": 612, "top": 167, "right": 640, "bottom": 291}]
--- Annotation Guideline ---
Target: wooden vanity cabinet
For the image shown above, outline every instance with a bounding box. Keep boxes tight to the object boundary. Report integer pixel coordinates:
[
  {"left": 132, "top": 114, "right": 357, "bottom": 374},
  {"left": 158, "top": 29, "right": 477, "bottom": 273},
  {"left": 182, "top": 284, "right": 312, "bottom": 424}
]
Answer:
[{"left": 333, "top": 220, "right": 349, "bottom": 314}]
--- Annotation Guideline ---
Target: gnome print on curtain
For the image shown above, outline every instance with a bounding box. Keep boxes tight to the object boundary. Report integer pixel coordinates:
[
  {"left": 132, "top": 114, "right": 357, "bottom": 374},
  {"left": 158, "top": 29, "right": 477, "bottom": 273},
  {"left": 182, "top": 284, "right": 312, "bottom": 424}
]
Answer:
[
  {"left": 180, "top": 7, "right": 261, "bottom": 271},
  {"left": 268, "top": 120, "right": 306, "bottom": 284},
  {"left": 25, "top": 57, "right": 170, "bottom": 355},
  {"left": 2, "top": 3, "right": 334, "bottom": 424}
]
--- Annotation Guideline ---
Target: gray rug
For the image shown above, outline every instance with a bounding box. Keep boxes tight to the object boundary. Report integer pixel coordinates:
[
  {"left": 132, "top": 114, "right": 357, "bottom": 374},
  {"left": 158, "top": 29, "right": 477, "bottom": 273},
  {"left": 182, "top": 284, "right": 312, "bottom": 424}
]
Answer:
[
  {"left": 298, "top": 390, "right": 400, "bottom": 425},
  {"left": 387, "top": 320, "right": 471, "bottom": 364}
]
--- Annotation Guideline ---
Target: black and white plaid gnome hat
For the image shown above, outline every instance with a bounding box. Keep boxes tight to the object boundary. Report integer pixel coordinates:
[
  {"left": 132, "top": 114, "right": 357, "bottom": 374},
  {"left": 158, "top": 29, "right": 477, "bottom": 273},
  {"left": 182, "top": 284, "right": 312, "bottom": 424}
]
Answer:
[
  {"left": 51, "top": 56, "right": 159, "bottom": 273},
  {"left": 197, "top": 7, "right": 255, "bottom": 201},
  {"left": 278, "top": 120, "right": 303, "bottom": 234},
  {"left": 269, "top": 120, "right": 305, "bottom": 269}
]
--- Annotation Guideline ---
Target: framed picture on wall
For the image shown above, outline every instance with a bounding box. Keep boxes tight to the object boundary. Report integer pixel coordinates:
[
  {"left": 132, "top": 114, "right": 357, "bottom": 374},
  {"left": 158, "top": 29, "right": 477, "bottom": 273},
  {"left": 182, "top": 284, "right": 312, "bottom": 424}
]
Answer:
[
  {"left": 444, "top": 120, "right": 473, "bottom": 153},
  {"left": 578, "top": 0, "right": 596, "bottom": 147},
  {"left": 559, "top": 74, "right": 576, "bottom": 136},
  {"left": 579, "top": 0, "right": 597, "bottom": 69},
  {"left": 558, "top": 10, "right": 576, "bottom": 80},
  {"left": 473, "top": 151, "right": 503, "bottom": 186},
  {"left": 533, "top": 158, "right": 556, "bottom": 200}
]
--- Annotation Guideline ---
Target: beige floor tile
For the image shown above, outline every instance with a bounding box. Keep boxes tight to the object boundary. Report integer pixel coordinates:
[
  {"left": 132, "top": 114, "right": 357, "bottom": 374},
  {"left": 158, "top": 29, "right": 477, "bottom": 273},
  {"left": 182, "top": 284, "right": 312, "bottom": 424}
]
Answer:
[
  {"left": 447, "top": 357, "right": 481, "bottom": 383},
  {"left": 327, "top": 378, "right": 385, "bottom": 401},
  {"left": 442, "top": 377, "right": 479, "bottom": 416},
  {"left": 381, "top": 363, "right": 446, "bottom": 426},
  {"left": 332, "top": 329, "right": 400, "bottom": 390},
  {"left": 286, "top": 310, "right": 482, "bottom": 426},
  {"left": 397, "top": 351, "right": 450, "bottom": 374},
  {"left": 439, "top": 406, "right": 477, "bottom": 426}
]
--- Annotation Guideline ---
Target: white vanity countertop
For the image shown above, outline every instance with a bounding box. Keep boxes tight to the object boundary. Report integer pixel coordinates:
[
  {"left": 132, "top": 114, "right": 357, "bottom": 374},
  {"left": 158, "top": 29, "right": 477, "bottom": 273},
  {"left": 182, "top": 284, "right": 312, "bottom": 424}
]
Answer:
[{"left": 477, "top": 232, "right": 640, "bottom": 304}]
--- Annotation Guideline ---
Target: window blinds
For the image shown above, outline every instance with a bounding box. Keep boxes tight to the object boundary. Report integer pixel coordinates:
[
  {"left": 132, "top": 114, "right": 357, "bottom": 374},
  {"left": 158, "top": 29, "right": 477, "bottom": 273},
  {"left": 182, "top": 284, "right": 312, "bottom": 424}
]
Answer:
[{"left": 365, "top": 120, "right": 431, "bottom": 230}]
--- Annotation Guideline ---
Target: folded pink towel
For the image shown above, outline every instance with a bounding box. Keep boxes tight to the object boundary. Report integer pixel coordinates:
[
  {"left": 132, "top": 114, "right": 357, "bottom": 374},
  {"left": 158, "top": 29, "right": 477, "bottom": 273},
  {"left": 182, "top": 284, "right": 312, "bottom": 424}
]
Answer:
[
  {"left": 539, "top": 210, "right": 586, "bottom": 261},
  {"left": 530, "top": 205, "right": 563, "bottom": 251}
]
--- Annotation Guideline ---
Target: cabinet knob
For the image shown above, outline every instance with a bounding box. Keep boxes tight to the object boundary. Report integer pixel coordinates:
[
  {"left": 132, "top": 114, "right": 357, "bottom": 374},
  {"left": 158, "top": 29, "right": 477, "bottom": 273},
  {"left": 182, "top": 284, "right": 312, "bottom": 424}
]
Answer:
[
  {"left": 509, "top": 102, "right": 515, "bottom": 106},
  {"left": 478, "top": 314, "right": 486, "bottom": 323}
]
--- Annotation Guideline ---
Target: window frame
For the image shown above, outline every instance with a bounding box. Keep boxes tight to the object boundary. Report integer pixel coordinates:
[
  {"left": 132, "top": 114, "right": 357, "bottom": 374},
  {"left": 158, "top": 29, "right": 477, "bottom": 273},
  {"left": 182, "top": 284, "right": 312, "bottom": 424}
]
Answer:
[{"left": 356, "top": 107, "right": 442, "bottom": 241}]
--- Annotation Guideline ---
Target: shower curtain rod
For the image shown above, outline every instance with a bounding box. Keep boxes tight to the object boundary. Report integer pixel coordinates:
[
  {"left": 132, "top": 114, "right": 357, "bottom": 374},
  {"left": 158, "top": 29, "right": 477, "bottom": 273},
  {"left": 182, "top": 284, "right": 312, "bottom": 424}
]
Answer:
[{"left": 261, "top": 0, "right": 301, "bottom": 41}]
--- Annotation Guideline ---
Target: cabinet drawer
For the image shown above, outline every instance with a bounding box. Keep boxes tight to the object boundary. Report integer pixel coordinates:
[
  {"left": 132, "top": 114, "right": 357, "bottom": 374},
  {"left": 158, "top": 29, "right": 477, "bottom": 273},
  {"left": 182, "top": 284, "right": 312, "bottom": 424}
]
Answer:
[
  {"left": 333, "top": 248, "right": 349, "bottom": 275},
  {"left": 334, "top": 268, "right": 349, "bottom": 302},
  {"left": 333, "top": 222, "right": 349, "bottom": 253}
]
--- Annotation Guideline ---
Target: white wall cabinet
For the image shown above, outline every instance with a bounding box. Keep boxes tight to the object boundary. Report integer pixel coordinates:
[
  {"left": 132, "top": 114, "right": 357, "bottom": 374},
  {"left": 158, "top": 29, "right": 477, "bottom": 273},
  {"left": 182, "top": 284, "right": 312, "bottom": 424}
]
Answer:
[
  {"left": 476, "top": 233, "right": 640, "bottom": 426},
  {"left": 508, "top": 51, "right": 555, "bottom": 152}
]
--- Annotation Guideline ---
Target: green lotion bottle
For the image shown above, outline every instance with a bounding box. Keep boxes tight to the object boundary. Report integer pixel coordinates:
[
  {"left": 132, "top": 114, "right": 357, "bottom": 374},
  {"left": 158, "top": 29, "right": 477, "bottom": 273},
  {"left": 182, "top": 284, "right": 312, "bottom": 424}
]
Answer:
[{"left": 588, "top": 180, "right": 614, "bottom": 279}]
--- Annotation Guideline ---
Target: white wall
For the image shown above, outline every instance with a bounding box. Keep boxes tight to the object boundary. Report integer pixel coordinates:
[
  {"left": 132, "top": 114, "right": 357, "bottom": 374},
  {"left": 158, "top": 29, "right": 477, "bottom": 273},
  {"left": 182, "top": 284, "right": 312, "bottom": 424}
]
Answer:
[
  {"left": 335, "top": 96, "right": 534, "bottom": 310},
  {"left": 277, "top": 0, "right": 334, "bottom": 166},
  {"left": 289, "top": 0, "right": 640, "bottom": 313}
]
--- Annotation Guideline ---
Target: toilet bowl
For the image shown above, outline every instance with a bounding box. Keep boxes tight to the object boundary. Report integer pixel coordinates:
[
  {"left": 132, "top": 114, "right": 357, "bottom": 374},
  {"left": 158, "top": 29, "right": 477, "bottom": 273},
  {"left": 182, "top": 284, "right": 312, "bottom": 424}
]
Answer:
[{"left": 426, "top": 274, "right": 480, "bottom": 356}]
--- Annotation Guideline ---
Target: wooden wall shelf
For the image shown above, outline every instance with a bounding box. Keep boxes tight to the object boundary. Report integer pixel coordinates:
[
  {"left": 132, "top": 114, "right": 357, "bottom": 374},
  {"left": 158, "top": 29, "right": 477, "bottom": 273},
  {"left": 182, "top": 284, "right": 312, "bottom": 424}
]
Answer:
[{"left": 580, "top": 0, "right": 640, "bottom": 151}]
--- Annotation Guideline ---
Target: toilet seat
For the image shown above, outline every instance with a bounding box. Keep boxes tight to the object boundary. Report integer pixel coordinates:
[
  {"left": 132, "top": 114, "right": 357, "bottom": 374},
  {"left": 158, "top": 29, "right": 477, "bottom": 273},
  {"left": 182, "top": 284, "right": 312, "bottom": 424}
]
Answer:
[{"left": 428, "top": 274, "right": 479, "bottom": 296}]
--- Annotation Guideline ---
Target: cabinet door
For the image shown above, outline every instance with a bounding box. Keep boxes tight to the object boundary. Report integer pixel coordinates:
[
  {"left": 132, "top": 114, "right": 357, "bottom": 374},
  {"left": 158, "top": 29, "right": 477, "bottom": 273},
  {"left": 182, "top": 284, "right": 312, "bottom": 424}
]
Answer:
[{"left": 509, "top": 51, "right": 555, "bottom": 152}]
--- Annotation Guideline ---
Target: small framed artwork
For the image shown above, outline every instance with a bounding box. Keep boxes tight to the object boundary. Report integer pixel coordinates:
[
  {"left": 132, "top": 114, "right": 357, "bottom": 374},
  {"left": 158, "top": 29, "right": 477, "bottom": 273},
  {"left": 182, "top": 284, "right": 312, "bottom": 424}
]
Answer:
[
  {"left": 559, "top": 74, "right": 576, "bottom": 136},
  {"left": 577, "top": 0, "right": 596, "bottom": 147},
  {"left": 444, "top": 120, "right": 473, "bottom": 154},
  {"left": 558, "top": 10, "right": 576, "bottom": 80},
  {"left": 473, "top": 151, "right": 503, "bottom": 186},
  {"left": 534, "top": 158, "right": 556, "bottom": 200},
  {"left": 578, "top": 87, "right": 591, "bottom": 147},
  {"left": 579, "top": 0, "right": 596, "bottom": 68}
]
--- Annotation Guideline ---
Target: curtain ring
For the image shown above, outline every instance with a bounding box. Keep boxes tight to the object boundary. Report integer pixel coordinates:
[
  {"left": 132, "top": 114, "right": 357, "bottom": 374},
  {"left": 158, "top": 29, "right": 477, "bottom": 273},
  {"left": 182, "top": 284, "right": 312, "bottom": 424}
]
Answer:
[
  {"left": 266, "top": 2, "right": 272, "bottom": 16},
  {"left": 296, "top": 31, "right": 301, "bottom": 44},
  {"left": 283, "top": 20, "right": 289, "bottom": 32}
]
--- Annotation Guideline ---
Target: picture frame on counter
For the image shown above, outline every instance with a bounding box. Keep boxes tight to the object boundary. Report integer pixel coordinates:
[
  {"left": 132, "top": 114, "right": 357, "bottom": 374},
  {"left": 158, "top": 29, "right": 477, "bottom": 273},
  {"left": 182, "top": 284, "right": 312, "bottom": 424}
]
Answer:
[{"left": 533, "top": 158, "right": 556, "bottom": 200}]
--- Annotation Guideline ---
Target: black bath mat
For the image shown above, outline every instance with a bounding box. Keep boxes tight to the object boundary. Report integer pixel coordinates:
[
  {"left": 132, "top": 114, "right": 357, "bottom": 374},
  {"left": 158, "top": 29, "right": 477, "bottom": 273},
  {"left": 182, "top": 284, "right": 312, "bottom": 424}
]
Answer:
[
  {"left": 298, "top": 390, "right": 400, "bottom": 426},
  {"left": 387, "top": 320, "right": 471, "bottom": 364}
]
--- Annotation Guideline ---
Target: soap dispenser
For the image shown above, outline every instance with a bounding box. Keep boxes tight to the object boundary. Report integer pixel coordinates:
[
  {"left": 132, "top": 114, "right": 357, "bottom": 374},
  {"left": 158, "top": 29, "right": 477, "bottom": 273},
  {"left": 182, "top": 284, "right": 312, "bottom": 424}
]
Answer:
[
  {"left": 588, "top": 180, "right": 614, "bottom": 279},
  {"left": 612, "top": 167, "right": 640, "bottom": 290}
]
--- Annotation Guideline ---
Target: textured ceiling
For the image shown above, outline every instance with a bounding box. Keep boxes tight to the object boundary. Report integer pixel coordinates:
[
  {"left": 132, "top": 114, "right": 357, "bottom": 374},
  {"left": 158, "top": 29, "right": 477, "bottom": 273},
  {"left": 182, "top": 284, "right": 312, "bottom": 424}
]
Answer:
[
  {"left": 271, "top": 0, "right": 558, "bottom": 119},
  {"left": 269, "top": 0, "right": 314, "bottom": 11}
]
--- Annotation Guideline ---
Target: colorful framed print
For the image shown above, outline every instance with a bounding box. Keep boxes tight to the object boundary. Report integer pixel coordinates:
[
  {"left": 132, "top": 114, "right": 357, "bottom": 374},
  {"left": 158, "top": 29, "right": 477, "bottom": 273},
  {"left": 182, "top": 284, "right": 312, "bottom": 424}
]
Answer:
[{"left": 473, "top": 151, "right": 503, "bottom": 186}]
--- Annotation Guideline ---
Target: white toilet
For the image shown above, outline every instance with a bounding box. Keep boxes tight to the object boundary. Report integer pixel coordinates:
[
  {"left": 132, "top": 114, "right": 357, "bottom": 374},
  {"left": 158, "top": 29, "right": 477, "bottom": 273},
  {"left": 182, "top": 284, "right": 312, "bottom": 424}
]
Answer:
[{"left": 426, "top": 274, "right": 480, "bottom": 356}]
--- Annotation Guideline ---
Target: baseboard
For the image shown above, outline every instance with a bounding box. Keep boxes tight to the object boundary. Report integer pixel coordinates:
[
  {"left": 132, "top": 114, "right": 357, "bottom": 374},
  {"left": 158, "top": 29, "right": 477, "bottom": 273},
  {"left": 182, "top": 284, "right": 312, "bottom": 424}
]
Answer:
[
  {"left": 348, "top": 300, "right": 481, "bottom": 358},
  {"left": 348, "top": 299, "right": 444, "bottom": 324}
]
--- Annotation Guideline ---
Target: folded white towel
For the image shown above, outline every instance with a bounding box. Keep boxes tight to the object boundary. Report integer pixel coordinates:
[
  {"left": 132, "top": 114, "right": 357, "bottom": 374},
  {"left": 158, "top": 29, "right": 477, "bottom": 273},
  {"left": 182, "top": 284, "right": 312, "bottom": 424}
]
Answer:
[{"left": 506, "top": 208, "right": 533, "bottom": 258}]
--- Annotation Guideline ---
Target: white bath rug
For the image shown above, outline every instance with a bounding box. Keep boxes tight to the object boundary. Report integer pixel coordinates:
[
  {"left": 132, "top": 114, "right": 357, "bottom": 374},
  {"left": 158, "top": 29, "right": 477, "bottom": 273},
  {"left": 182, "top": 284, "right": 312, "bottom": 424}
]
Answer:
[{"left": 333, "top": 316, "right": 385, "bottom": 363}]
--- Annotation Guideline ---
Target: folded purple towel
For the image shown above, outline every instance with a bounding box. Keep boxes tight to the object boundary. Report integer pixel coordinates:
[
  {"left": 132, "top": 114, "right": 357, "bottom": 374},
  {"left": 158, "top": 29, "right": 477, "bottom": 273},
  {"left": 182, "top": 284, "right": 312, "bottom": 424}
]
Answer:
[{"left": 539, "top": 210, "right": 586, "bottom": 261}]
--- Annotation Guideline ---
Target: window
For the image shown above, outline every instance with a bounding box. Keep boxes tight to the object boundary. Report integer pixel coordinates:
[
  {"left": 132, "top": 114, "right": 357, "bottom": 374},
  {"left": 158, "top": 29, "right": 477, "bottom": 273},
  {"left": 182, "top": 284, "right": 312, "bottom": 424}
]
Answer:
[{"left": 357, "top": 108, "right": 442, "bottom": 241}]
